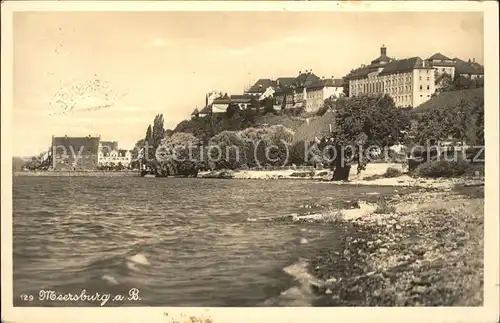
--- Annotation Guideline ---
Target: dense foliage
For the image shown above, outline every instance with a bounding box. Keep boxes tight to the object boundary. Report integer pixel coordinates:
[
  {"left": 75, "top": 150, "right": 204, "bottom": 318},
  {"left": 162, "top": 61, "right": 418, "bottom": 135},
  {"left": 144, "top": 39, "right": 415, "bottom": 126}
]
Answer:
[
  {"left": 412, "top": 88, "right": 484, "bottom": 145},
  {"left": 319, "top": 94, "right": 410, "bottom": 181}
]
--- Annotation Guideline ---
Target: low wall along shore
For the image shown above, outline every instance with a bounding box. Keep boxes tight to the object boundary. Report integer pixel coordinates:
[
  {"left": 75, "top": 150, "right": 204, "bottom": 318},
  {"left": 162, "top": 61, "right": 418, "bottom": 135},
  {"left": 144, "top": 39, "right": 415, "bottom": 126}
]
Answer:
[{"left": 13, "top": 170, "right": 140, "bottom": 177}]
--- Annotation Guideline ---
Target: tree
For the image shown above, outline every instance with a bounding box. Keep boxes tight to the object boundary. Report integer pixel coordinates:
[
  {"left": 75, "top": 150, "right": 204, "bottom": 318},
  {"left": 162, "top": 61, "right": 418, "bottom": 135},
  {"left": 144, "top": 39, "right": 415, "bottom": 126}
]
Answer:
[
  {"left": 342, "top": 76, "right": 350, "bottom": 97},
  {"left": 319, "top": 94, "right": 409, "bottom": 181},
  {"left": 435, "top": 72, "right": 453, "bottom": 90},
  {"left": 156, "top": 132, "right": 202, "bottom": 176},
  {"left": 260, "top": 125, "right": 294, "bottom": 167},
  {"left": 209, "top": 131, "right": 247, "bottom": 170},
  {"left": 263, "top": 97, "right": 274, "bottom": 115}
]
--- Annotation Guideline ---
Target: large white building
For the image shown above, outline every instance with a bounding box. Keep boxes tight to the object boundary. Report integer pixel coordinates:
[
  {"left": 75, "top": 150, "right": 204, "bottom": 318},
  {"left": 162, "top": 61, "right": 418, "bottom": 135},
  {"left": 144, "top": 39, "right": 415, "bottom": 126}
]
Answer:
[
  {"left": 97, "top": 141, "right": 132, "bottom": 168},
  {"left": 345, "top": 45, "right": 436, "bottom": 108}
]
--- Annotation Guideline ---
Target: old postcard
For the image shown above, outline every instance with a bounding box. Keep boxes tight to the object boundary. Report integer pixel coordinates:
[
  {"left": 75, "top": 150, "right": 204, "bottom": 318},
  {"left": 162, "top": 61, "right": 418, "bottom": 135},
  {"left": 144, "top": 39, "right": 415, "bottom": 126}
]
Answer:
[{"left": 1, "top": 1, "right": 499, "bottom": 323}]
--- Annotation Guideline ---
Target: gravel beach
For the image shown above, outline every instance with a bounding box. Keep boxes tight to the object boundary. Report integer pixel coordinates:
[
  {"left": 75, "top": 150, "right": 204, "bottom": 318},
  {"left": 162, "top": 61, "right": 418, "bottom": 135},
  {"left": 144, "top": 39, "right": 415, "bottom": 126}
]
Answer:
[{"left": 308, "top": 184, "right": 484, "bottom": 306}]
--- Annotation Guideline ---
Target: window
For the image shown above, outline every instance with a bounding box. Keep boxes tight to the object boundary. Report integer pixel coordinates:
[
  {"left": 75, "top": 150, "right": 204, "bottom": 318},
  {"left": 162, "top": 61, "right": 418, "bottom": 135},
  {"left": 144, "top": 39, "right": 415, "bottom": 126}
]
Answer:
[
  {"left": 427, "top": 85, "right": 430, "bottom": 90},
  {"left": 427, "top": 77, "right": 429, "bottom": 81},
  {"left": 419, "top": 76, "right": 422, "bottom": 80},
  {"left": 419, "top": 85, "right": 422, "bottom": 90}
]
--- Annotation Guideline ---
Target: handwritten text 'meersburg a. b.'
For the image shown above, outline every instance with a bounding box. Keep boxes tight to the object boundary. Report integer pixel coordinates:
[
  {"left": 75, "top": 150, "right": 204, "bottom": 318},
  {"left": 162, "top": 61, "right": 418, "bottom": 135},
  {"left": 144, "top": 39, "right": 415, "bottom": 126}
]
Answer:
[{"left": 35, "top": 288, "right": 141, "bottom": 306}]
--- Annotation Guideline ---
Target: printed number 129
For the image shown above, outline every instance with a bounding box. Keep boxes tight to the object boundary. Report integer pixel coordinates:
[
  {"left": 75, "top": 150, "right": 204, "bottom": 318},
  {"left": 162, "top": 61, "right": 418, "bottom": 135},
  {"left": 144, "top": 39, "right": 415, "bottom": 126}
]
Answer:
[{"left": 20, "top": 294, "right": 34, "bottom": 301}]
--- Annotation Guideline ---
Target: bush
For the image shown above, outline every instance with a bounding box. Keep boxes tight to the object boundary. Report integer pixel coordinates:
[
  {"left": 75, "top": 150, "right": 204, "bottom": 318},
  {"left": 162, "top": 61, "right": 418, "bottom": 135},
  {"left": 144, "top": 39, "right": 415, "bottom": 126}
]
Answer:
[
  {"left": 374, "top": 199, "right": 396, "bottom": 214},
  {"left": 384, "top": 167, "right": 403, "bottom": 178},
  {"left": 290, "top": 170, "right": 315, "bottom": 178},
  {"left": 415, "top": 159, "right": 474, "bottom": 178}
]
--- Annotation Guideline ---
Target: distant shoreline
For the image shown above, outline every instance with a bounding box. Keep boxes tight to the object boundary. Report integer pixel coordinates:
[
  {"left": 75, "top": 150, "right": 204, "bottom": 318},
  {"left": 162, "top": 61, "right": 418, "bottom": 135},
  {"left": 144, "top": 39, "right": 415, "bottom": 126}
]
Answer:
[{"left": 13, "top": 170, "right": 140, "bottom": 177}]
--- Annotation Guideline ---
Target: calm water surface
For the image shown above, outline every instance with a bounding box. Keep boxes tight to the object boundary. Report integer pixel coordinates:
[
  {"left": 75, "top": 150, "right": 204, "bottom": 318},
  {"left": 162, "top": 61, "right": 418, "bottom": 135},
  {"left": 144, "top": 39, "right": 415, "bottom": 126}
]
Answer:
[{"left": 13, "top": 177, "right": 410, "bottom": 306}]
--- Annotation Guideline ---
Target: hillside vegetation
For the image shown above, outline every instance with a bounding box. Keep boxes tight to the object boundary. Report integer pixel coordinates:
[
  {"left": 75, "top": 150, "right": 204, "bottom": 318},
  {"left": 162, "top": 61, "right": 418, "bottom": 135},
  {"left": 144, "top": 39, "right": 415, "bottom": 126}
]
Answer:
[
  {"left": 413, "top": 87, "right": 484, "bottom": 114},
  {"left": 410, "top": 88, "right": 484, "bottom": 145}
]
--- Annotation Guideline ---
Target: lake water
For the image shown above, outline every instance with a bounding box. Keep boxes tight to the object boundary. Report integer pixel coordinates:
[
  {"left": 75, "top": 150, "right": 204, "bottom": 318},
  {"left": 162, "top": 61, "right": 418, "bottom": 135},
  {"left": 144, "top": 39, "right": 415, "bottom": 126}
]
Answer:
[{"left": 13, "top": 176, "right": 411, "bottom": 306}]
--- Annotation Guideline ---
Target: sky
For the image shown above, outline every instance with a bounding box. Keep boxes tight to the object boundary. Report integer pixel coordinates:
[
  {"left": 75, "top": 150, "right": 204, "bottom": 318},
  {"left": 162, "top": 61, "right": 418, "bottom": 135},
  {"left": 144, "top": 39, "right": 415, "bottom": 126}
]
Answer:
[{"left": 12, "top": 11, "right": 483, "bottom": 156}]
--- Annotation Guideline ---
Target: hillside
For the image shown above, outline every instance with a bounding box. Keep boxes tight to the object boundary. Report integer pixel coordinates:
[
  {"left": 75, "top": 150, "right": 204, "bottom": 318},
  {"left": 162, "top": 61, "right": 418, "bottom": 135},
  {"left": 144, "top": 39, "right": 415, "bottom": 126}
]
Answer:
[
  {"left": 413, "top": 88, "right": 484, "bottom": 114},
  {"left": 410, "top": 87, "right": 484, "bottom": 145},
  {"left": 293, "top": 110, "right": 336, "bottom": 143},
  {"left": 173, "top": 111, "right": 307, "bottom": 141}
]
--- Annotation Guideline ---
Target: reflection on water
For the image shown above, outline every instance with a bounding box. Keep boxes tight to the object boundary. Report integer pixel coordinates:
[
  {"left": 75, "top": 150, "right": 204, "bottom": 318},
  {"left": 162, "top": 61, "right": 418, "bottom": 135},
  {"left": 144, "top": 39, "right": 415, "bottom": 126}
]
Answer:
[{"left": 13, "top": 176, "right": 409, "bottom": 306}]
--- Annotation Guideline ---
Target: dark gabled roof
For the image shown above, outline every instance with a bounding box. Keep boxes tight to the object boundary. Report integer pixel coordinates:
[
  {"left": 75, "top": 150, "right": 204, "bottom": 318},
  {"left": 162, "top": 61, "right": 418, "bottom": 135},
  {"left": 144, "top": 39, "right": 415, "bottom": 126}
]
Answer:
[
  {"left": 52, "top": 136, "right": 100, "bottom": 155},
  {"left": 371, "top": 54, "right": 392, "bottom": 64},
  {"left": 246, "top": 78, "right": 275, "bottom": 93},
  {"left": 294, "top": 72, "right": 321, "bottom": 88},
  {"left": 212, "top": 98, "right": 231, "bottom": 105},
  {"left": 454, "top": 58, "right": 484, "bottom": 75},
  {"left": 378, "top": 57, "right": 433, "bottom": 76},
  {"left": 276, "top": 77, "right": 296, "bottom": 87},
  {"left": 344, "top": 65, "right": 379, "bottom": 80},
  {"left": 199, "top": 105, "right": 212, "bottom": 114},
  {"left": 191, "top": 108, "right": 199, "bottom": 116},
  {"left": 118, "top": 149, "right": 128, "bottom": 156},
  {"left": 428, "top": 53, "right": 452, "bottom": 61},
  {"left": 428, "top": 59, "right": 456, "bottom": 67},
  {"left": 229, "top": 94, "right": 253, "bottom": 103}
]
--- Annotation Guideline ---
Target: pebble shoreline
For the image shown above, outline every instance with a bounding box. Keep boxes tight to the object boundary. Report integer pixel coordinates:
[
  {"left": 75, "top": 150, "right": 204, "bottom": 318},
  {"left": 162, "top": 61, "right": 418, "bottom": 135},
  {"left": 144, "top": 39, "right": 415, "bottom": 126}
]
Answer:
[{"left": 306, "top": 184, "right": 484, "bottom": 306}]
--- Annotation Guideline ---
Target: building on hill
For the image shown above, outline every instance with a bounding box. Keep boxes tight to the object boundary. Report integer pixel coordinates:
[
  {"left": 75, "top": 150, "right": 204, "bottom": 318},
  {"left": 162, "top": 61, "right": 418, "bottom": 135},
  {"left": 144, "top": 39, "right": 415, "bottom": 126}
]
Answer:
[
  {"left": 191, "top": 108, "right": 199, "bottom": 119},
  {"left": 51, "top": 135, "right": 100, "bottom": 170},
  {"left": 453, "top": 58, "right": 484, "bottom": 79},
  {"left": 271, "top": 71, "right": 344, "bottom": 112},
  {"left": 345, "top": 45, "right": 436, "bottom": 108},
  {"left": 245, "top": 78, "right": 276, "bottom": 96},
  {"left": 304, "top": 77, "right": 344, "bottom": 112},
  {"left": 426, "top": 53, "right": 456, "bottom": 77}
]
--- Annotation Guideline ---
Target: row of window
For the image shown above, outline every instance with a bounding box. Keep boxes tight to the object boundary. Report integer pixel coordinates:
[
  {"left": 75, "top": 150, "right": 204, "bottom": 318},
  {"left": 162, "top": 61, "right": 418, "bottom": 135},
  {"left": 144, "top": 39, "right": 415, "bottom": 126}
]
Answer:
[{"left": 99, "top": 157, "right": 131, "bottom": 161}]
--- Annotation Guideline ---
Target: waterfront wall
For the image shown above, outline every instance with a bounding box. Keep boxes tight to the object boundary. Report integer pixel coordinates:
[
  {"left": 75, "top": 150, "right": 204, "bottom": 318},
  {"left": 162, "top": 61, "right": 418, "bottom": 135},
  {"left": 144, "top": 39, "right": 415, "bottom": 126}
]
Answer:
[{"left": 13, "top": 170, "right": 140, "bottom": 177}]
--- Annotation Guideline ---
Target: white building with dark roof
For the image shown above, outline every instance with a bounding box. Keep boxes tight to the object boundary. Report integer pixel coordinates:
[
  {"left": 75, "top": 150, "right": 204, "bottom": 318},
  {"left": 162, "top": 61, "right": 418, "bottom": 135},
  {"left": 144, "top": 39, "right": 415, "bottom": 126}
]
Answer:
[{"left": 345, "top": 45, "right": 436, "bottom": 108}]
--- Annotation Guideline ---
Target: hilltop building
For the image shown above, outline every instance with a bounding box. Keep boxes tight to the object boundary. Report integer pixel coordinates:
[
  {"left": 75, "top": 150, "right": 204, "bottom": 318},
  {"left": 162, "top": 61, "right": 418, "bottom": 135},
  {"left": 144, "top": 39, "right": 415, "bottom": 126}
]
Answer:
[
  {"left": 345, "top": 45, "right": 436, "bottom": 108},
  {"left": 247, "top": 71, "right": 344, "bottom": 112},
  {"left": 453, "top": 57, "right": 484, "bottom": 79},
  {"left": 424, "top": 53, "right": 484, "bottom": 90}
]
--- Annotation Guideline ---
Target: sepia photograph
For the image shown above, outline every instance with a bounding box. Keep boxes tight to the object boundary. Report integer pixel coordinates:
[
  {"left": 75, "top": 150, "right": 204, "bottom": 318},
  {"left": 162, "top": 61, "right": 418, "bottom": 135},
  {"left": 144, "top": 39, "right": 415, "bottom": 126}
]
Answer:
[{"left": 1, "top": 1, "right": 499, "bottom": 323}]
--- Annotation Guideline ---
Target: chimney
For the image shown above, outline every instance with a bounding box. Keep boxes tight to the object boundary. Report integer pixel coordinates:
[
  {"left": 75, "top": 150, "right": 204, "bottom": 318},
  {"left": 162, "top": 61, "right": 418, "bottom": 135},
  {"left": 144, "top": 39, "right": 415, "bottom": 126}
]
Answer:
[
  {"left": 473, "top": 58, "right": 476, "bottom": 63},
  {"left": 381, "top": 44, "right": 387, "bottom": 56}
]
